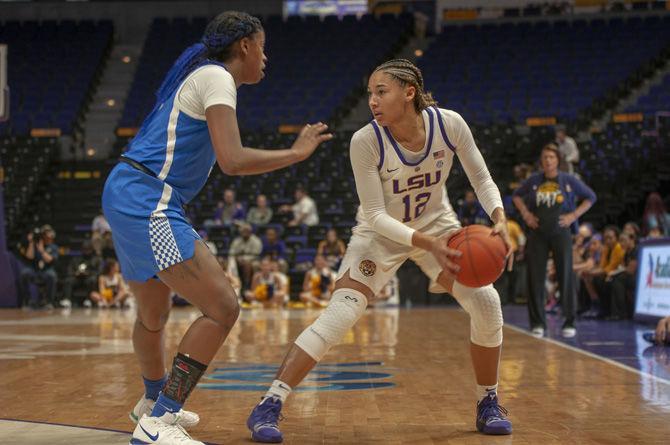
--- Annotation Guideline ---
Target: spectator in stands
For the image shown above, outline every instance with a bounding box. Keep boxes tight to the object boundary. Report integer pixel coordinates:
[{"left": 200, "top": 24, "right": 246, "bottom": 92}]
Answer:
[
  {"left": 244, "top": 257, "right": 285, "bottom": 307},
  {"left": 90, "top": 259, "right": 131, "bottom": 308},
  {"left": 582, "top": 225, "right": 625, "bottom": 318},
  {"left": 575, "top": 233, "right": 603, "bottom": 313},
  {"left": 604, "top": 231, "right": 638, "bottom": 320},
  {"left": 642, "top": 192, "right": 669, "bottom": 237},
  {"left": 623, "top": 221, "right": 641, "bottom": 239},
  {"left": 507, "top": 163, "right": 532, "bottom": 194},
  {"left": 62, "top": 241, "right": 102, "bottom": 307},
  {"left": 513, "top": 143, "right": 596, "bottom": 337},
  {"left": 91, "top": 210, "right": 112, "bottom": 256},
  {"left": 247, "top": 194, "right": 273, "bottom": 226},
  {"left": 229, "top": 223, "right": 262, "bottom": 290},
  {"left": 205, "top": 188, "right": 246, "bottom": 228},
  {"left": 317, "top": 228, "right": 346, "bottom": 269},
  {"left": 370, "top": 275, "right": 400, "bottom": 307},
  {"left": 573, "top": 224, "right": 595, "bottom": 277},
  {"left": 260, "top": 227, "right": 287, "bottom": 272},
  {"left": 493, "top": 216, "right": 526, "bottom": 305},
  {"left": 18, "top": 225, "right": 59, "bottom": 308},
  {"left": 281, "top": 187, "right": 319, "bottom": 226},
  {"left": 299, "top": 254, "right": 336, "bottom": 307},
  {"left": 457, "top": 189, "right": 489, "bottom": 226},
  {"left": 555, "top": 126, "right": 579, "bottom": 174},
  {"left": 271, "top": 259, "right": 290, "bottom": 304},
  {"left": 217, "top": 256, "right": 241, "bottom": 298},
  {"left": 198, "top": 229, "right": 218, "bottom": 256}
]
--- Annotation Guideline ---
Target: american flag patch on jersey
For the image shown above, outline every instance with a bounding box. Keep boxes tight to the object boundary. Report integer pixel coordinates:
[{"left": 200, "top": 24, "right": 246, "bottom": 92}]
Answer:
[{"left": 433, "top": 150, "right": 445, "bottom": 159}]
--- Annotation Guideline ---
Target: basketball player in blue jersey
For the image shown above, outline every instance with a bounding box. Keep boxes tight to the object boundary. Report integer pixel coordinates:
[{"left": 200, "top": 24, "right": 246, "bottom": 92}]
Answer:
[
  {"left": 247, "top": 59, "right": 513, "bottom": 442},
  {"left": 102, "top": 11, "right": 332, "bottom": 445}
]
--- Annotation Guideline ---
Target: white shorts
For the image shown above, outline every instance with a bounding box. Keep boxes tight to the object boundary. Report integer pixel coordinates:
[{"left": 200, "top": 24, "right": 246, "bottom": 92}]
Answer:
[{"left": 337, "top": 212, "right": 461, "bottom": 295}]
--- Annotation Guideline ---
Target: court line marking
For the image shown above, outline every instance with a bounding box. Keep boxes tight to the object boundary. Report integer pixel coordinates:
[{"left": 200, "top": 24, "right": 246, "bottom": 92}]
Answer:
[
  {"left": 0, "top": 418, "right": 132, "bottom": 435},
  {"left": 0, "top": 418, "right": 221, "bottom": 445},
  {"left": 504, "top": 323, "right": 670, "bottom": 386}
]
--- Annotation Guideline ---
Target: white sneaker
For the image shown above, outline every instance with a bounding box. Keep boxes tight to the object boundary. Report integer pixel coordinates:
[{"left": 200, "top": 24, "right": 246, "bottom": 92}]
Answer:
[
  {"left": 531, "top": 326, "right": 545, "bottom": 338},
  {"left": 561, "top": 326, "right": 577, "bottom": 338},
  {"left": 130, "top": 413, "right": 204, "bottom": 444},
  {"left": 130, "top": 397, "right": 200, "bottom": 430}
]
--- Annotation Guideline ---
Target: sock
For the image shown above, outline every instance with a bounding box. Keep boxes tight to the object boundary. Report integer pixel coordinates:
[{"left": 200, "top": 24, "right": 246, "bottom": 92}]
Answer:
[
  {"left": 264, "top": 379, "right": 292, "bottom": 403},
  {"left": 143, "top": 375, "right": 167, "bottom": 401},
  {"left": 151, "top": 392, "right": 183, "bottom": 418},
  {"left": 477, "top": 383, "right": 498, "bottom": 402}
]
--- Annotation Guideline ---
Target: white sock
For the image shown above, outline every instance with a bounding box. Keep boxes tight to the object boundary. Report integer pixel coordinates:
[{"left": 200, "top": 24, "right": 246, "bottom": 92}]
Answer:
[
  {"left": 477, "top": 383, "right": 498, "bottom": 402},
  {"left": 264, "top": 379, "right": 292, "bottom": 403}
]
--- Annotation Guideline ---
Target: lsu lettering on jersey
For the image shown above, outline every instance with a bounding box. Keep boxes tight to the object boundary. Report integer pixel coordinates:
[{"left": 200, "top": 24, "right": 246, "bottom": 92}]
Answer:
[
  {"left": 339, "top": 106, "right": 503, "bottom": 294},
  {"left": 350, "top": 106, "right": 502, "bottom": 245}
]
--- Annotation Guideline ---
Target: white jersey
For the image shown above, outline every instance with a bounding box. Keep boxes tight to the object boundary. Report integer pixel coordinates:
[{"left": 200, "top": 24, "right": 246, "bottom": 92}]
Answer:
[{"left": 349, "top": 106, "right": 502, "bottom": 246}]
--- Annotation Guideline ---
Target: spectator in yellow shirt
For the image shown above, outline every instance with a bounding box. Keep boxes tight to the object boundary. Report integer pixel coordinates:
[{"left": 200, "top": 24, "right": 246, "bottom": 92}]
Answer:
[
  {"left": 494, "top": 218, "right": 526, "bottom": 305},
  {"left": 583, "top": 225, "right": 624, "bottom": 317}
]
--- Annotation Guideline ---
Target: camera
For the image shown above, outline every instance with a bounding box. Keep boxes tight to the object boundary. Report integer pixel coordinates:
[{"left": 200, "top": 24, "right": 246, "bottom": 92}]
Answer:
[{"left": 32, "top": 227, "right": 42, "bottom": 239}]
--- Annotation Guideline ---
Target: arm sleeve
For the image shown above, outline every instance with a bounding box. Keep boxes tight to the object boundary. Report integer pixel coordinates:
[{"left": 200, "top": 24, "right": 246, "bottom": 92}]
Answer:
[
  {"left": 512, "top": 176, "right": 532, "bottom": 199},
  {"left": 568, "top": 175, "right": 597, "bottom": 204},
  {"left": 448, "top": 111, "right": 503, "bottom": 217},
  {"left": 350, "top": 130, "right": 416, "bottom": 246}
]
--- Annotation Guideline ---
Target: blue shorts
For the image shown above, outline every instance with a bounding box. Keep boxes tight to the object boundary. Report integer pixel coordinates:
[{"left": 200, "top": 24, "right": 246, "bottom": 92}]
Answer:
[{"left": 102, "top": 162, "right": 200, "bottom": 282}]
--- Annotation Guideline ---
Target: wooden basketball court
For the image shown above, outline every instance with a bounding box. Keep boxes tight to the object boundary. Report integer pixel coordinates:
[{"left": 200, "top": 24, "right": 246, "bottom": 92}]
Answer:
[{"left": 0, "top": 306, "right": 668, "bottom": 444}]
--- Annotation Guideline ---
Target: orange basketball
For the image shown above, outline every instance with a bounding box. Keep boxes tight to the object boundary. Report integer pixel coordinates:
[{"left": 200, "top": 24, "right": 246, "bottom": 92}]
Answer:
[{"left": 447, "top": 225, "right": 507, "bottom": 287}]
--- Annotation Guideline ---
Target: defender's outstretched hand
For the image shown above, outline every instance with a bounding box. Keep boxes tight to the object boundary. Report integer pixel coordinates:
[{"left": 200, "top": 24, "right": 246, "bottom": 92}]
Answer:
[{"left": 291, "top": 122, "right": 333, "bottom": 161}]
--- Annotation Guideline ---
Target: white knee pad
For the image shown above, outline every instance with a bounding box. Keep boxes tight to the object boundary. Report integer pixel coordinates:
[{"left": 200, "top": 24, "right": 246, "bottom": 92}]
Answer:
[
  {"left": 294, "top": 288, "right": 368, "bottom": 361},
  {"left": 452, "top": 281, "right": 503, "bottom": 347}
]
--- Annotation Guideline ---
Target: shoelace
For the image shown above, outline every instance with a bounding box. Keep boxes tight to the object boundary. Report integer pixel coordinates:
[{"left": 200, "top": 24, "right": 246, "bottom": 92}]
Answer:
[
  {"left": 480, "top": 399, "right": 509, "bottom": 421},
  {"left": 256, "top": 399, "right": 285, "bottom": 427}
]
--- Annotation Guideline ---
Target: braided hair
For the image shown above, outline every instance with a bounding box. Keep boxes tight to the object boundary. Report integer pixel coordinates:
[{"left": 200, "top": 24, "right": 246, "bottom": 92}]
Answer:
[
  {"left": 373, "top": 59, "right": 437, "bottom": 113},
  {"left": 154, "top": 11, "right": 262, "bottom": 104}
]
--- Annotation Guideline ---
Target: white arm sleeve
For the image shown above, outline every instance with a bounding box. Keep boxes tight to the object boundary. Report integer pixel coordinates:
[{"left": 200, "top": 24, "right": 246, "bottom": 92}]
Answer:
[
  {"left": 178, "top": 65, "right": 237, "bottom": 118},
  {"left": 350, "top": 130, "right": 416, "bottom": 246},
  {"left": 447, "top": 111, "right": 503, "bottom": 217}
]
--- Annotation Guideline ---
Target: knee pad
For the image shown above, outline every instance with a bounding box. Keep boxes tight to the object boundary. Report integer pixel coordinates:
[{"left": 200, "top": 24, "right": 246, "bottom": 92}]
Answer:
[
  {"left": 295, "top": 288, "right": 368, "bottom": 361},
  {"left": 452, "top": 282, "right": 503, "bottom": 347}
]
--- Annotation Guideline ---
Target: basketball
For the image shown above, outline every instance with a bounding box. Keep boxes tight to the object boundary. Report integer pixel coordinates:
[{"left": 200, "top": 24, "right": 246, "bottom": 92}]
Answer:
[{"left": 447, "top": 225, "right": 507, "bottom": 287}]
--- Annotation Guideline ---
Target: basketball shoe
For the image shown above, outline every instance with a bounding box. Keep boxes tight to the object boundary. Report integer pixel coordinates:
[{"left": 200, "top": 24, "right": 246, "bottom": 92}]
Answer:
[
  {"left": 476, "top": 392, "right": 512, "bottom": 435},
  {"left": 247, "top": 396, "right": 284, "bottom": 443},
  {"left": 130, "top": 397, "right": 200, "bottom": 429},
  {"left": 130, "top": 413, "right": 203, "bottom": 444}
]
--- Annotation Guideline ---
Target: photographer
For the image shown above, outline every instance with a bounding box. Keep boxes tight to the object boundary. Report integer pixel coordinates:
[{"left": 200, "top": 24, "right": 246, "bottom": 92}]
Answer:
[
  {"left": 19, "top": 225, "right": 59, "bottom": 307},
  {"left": 62, "top": 241, "right": 102, "bottom": 307}
]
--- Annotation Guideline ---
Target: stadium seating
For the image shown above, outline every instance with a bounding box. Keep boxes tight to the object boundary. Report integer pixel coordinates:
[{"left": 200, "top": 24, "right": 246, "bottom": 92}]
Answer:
[
  {"left": 419, "top": 15, "right": 670, "bottom": 124},
  {"left": 0, "top": 20, "right": 113, "bottom": 136},
  {"left": 119, "top": 13, "right": 414, "bottom": 131},
  {"left": 625, "top": 73, "right": 670, "bottom": 115}
]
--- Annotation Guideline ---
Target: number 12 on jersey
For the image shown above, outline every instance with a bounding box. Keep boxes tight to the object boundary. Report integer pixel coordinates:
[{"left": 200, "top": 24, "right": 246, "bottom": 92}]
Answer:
[{"left": 402, "top": 192, "right": 431, "bottom": 222}]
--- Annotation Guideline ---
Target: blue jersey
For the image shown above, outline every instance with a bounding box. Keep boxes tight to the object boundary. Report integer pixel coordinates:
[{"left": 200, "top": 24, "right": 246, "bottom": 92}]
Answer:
[
  {"left": 102, "top": 64, "right": 235, "bottom": 281},
  {"left": 125, "top": 87, "right": 216, "bottom": 204}
]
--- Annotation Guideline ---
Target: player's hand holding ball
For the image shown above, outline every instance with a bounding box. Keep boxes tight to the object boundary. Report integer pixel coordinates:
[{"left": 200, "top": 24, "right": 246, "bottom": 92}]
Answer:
[
  {"left": 291, "top": 122, "right": 333, "bottom": 161},
  {"left": 447, "top": 225, "right": 508, "bottom": 287},
  {"left": 430, "top": 233, "right": 462, "bottom": 279}
]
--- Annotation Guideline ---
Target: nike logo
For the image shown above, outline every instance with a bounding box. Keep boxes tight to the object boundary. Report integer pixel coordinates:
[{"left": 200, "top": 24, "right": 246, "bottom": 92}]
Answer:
[
  {"left": 386, "top": 167, "right": 399, "bottom": 173},
  {"left": 140, "top": 424, "right": 159, "bottom": 441},
  {"left": 278, "top": 383, "right": 290, "bottom": 391}
]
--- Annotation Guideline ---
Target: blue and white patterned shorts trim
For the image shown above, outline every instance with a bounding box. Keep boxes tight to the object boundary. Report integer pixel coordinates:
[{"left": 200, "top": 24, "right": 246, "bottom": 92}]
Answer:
[{"left": 149, "top": 215, "right": 184, "bottom": 271}]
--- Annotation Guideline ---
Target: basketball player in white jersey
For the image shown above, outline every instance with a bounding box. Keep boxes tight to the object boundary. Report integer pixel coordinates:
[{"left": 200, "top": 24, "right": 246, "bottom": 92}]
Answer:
[{"left": 247, "top": 59, "right": 513, "bottom": 442}]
